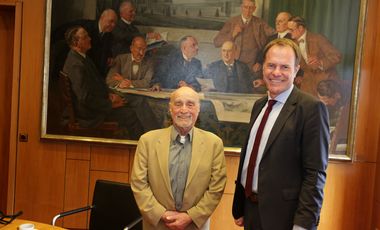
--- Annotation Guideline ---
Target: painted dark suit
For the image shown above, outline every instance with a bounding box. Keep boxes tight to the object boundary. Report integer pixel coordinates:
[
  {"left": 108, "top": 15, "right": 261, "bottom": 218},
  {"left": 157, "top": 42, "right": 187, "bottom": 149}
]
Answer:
[
  {"left": 203, "top": 60, "right": 253, "bottom": 93},
  {"left": 62, "top": 50, "right": 115, "bottom": 128},
  {"left": 112, "top": 20, "right": 142, "bottom": 56},
  {"left": 232, "top": 87, "right": 329, "bottom": 230},
  {"left": 151, "top": 51, "right": 202, "bottom": 92},
  {"left": 62, "top": 50, "right": 147, "bottom": 139}
]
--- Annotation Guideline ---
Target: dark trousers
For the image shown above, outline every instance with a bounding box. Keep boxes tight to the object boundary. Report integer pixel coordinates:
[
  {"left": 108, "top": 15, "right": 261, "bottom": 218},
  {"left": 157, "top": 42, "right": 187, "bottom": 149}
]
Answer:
[{"left": 244, "top": 198, "right": 262, "bottom": 230}]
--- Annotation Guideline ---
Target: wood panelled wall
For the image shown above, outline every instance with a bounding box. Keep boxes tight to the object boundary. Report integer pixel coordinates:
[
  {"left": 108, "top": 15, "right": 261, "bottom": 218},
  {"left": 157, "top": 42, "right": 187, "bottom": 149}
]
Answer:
[{"left": 1, "top": 0, "right": 379, "bottom": 229}]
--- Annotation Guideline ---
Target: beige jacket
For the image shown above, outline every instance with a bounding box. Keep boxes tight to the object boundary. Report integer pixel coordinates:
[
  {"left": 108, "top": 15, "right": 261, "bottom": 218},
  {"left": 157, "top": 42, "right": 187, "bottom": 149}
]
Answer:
[{"left": 131, "top": 126, "right": 227, "bottom": 230}]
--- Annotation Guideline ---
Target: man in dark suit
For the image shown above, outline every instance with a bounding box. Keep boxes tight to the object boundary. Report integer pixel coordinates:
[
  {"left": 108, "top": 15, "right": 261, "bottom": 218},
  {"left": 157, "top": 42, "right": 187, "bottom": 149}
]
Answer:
[
  {"left": 203, "top": 41, "right": 253, "bottom": 93},
  {"left": 62, "top": 26, "right": 145, "bottom": 139},
  {"left": 232, "top": 38, "right": 329, "bottom": 230},
  {"left": 51, "top": 9, "right": 117, "bottom": 77},
  {"left": 112, "top": 1, "right": 160, "bottom": 56},
  {"left": 151, "top": 35, "right": 202, "bottom": 92}
]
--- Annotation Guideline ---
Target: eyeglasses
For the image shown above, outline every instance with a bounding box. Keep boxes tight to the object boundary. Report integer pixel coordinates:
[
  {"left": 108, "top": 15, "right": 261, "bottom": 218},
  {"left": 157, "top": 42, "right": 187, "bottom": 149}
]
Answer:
[{"left": 0, "top": 210, "right": 23, "bottom": 225}]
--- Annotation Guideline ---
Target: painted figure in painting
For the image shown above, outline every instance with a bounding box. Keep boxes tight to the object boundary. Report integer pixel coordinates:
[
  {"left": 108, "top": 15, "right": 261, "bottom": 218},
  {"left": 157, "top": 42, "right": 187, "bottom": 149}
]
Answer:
[
  {"left": 288, "top": 16, "right": 342, "bottom": 97},
  {"left": 151, "top": 35, "right": 202, "bottom": 92},
  {"left": 203, "top": 41, "right": 253, "bottom": 93}
]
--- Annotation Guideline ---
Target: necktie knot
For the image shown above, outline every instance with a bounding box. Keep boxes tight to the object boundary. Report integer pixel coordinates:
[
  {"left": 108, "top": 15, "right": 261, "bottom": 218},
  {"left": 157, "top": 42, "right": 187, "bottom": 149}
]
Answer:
[{"left": 267, "top": 99, "right": 277, "bottom": 108}]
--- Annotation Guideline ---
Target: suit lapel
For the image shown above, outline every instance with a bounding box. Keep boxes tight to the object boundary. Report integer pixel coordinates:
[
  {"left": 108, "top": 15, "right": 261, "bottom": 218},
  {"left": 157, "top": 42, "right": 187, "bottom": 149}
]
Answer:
[
  {"left": 185, "top": 128, "right": 205, "bottom": 188},
  {"left": 155, "top": 127, "right": 173, "bottom": 198},
  {"left": 263, "top": 88, "right": 299, "bottom": 156},
  {"left": 236, "top": 97, "right": 267, "bottom": 179}
]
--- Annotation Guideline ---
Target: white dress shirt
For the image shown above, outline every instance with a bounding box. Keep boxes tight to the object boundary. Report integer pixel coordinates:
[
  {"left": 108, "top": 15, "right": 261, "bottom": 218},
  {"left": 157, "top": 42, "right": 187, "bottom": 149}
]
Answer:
[{"left": 241, "top": 85, "right": 294, "bottom": 192}]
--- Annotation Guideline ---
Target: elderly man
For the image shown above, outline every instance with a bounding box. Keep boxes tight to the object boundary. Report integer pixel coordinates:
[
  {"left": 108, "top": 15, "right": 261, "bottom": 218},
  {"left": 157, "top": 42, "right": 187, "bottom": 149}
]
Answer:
[
  {"left": 112, "top": 1, "right": 160, "bottom": 56},
  {"left": 213, "top": 0, "right": 275, "bottom": 73},
  {"left": 203, "top": 41, "right": 253, "bottom": 93},
  {"left": 288, "top": 16, "right": 342, "bottom": 96},
  {"left": 62, "top": 26, "right": 144, "bottom": 139},
  {"left": 51, "top": 9, "right": 118, "bottom": 76},
  {"left": 131, "top": 86, "right": 227, "bottom": 230},
  {"left": 151, "top": 35, "right": 202, "bottom": 92},
  {"left": 106, "top": 36, "right": 153, "bottom": 88},
  {"left": 232, "top": 38, "right": 329, "bottom": 230}
]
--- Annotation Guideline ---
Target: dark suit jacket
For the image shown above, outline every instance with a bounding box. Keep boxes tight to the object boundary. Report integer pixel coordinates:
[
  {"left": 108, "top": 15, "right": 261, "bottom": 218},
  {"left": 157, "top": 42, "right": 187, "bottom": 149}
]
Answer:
[
  {"left": 151, "top": 51, "right": 202, "bottom": 91},
  {"left": 51, "top": 19, "right": 113, "bottom": 77},
  {"left": 63, "top": 50, "right": 112, "bottom": 128},
  {"left": 203, "top": 60, "right": 253, "bottom": 93},
  {"left": 112, "top": 20, "right": 142, "bottom": 56},
  {"left": 232, "top": 87, "right": 329, "bottom": 230}
]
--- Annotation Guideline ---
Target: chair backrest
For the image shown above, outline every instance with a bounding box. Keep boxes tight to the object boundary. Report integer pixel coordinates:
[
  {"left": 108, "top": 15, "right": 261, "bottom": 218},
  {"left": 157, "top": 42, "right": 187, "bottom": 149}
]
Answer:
[
  {"left": 59, "top": 70, "right": 76, "bottom": 125},
  {"left": 89, "top": 180, "right": 142, "bottom": 230}
]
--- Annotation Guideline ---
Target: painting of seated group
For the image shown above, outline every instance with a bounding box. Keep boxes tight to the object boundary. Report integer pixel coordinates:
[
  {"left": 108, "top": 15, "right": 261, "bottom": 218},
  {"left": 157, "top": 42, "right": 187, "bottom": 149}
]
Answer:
[{"left": 42, "top": 0, "right": 365, "bottom": 159}]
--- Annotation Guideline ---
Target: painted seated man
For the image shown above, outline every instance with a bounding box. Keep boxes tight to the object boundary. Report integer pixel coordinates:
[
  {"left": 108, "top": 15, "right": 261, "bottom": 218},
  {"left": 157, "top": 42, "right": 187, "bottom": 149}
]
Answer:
[
  {"left": 62, "top": 26, "right": 144, "bottom": 139},
  {"left": 106, "top": 36, "right": 153, "bottom": 89},
  {"left": 203, "top": 41, "right": 253, "bottom": 93},
  {"left": 150, "top": 35, "right": 202, "bottom": 92}
]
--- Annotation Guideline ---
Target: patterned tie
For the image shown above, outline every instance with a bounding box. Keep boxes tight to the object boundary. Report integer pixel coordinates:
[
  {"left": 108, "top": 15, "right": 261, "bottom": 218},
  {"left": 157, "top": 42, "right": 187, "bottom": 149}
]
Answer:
[{"left": 245, "top": 100, "right": 277, "bottom": 197}]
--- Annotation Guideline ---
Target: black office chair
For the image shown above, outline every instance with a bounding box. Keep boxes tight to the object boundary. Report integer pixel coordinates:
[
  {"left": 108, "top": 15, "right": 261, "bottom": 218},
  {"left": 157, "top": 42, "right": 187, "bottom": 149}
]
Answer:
[{"left": 52, "top": 180, "right": 142, "bottom": 230}]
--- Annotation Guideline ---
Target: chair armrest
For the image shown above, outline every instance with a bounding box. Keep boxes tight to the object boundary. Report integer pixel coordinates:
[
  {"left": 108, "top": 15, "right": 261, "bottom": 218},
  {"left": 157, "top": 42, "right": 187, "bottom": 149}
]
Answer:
[
  {"left": 51, "top": 205, "right": 94, "bottom": 226},
  {"left": 123, "top": 216, "right": 142, "bottom": 230}
]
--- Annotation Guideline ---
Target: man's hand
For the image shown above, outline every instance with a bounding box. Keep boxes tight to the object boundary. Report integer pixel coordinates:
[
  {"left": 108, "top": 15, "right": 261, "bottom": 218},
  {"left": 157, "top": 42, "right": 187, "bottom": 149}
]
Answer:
[
  {"left": 118, "top": 79, "right": 132, "bottom": 88},
  {"left": 252, "top": 63, "right": 262, "bottom": 73},
  {"left": 109, "top": 93, "right": 126, "bottom": 108},
  {"left": 164, "top": 212, "right": 193, "bottom": 230},
  {"left": 232, "top": 24, "right": 243, "bottom": 39},
  {"left": 150, "top": 84, "right": 161, "bottom": 92},
  {"left": 253, "top": 79, "right": 265, "bottom": 88},
  {"left": 147, "top": 32, "right": 161, "bottom": 40},
  {"left": 178, "top": 80, "right": 189, "bottom": 88},
  {"left": 294, "top": 76, "right": 303, "bottom": 88},
  {"left": 307, "top": 56, "right": 322, "bottom": 70},
  {"left": 161, "top": 211, "right": 177, "bottom": 224},
  {"left": 112, "top": 73, "right": 124, "bottom": 82},
  {"left": 234, "top": 217, "right": 244, "bottom": 227}
]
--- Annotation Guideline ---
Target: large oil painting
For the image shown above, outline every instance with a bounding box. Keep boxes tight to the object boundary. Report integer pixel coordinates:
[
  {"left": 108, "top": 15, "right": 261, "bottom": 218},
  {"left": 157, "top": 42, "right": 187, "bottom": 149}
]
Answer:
[{"left": 41, "top": 0, "right": 367, "bottom": 159}]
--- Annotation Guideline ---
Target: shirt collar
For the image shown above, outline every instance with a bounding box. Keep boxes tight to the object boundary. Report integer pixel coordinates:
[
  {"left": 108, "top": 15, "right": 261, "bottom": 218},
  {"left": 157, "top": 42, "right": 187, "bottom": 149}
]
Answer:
[
  {"left": 241, "top": 15, "right": 251, "bottom": 24},
  {"left": 121, "top": 17, "right": 132, "bottom": 25},
  {"left": 76, "top": 50, "right": 86, "bottom": 58},
  {"left": 170, "top": 126, "right": 193, "bottom": 144},
  {"left": 182, "top": 53, "right": 192, "bottom": 62},
  {"left": 98, "top": 21, "right": 103, "bottom": 33},
  {"left": 268, "top": 84, "right": 294, "bottom": 104},
  {"left": 223, "top": 61, "right": 234, "bottom": 67},
  {"left": 278, "top": 30, "right": 290, "bottom": 38},
  {"left": 298, "top": 31, "right": 307, "bottom": 43}
]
